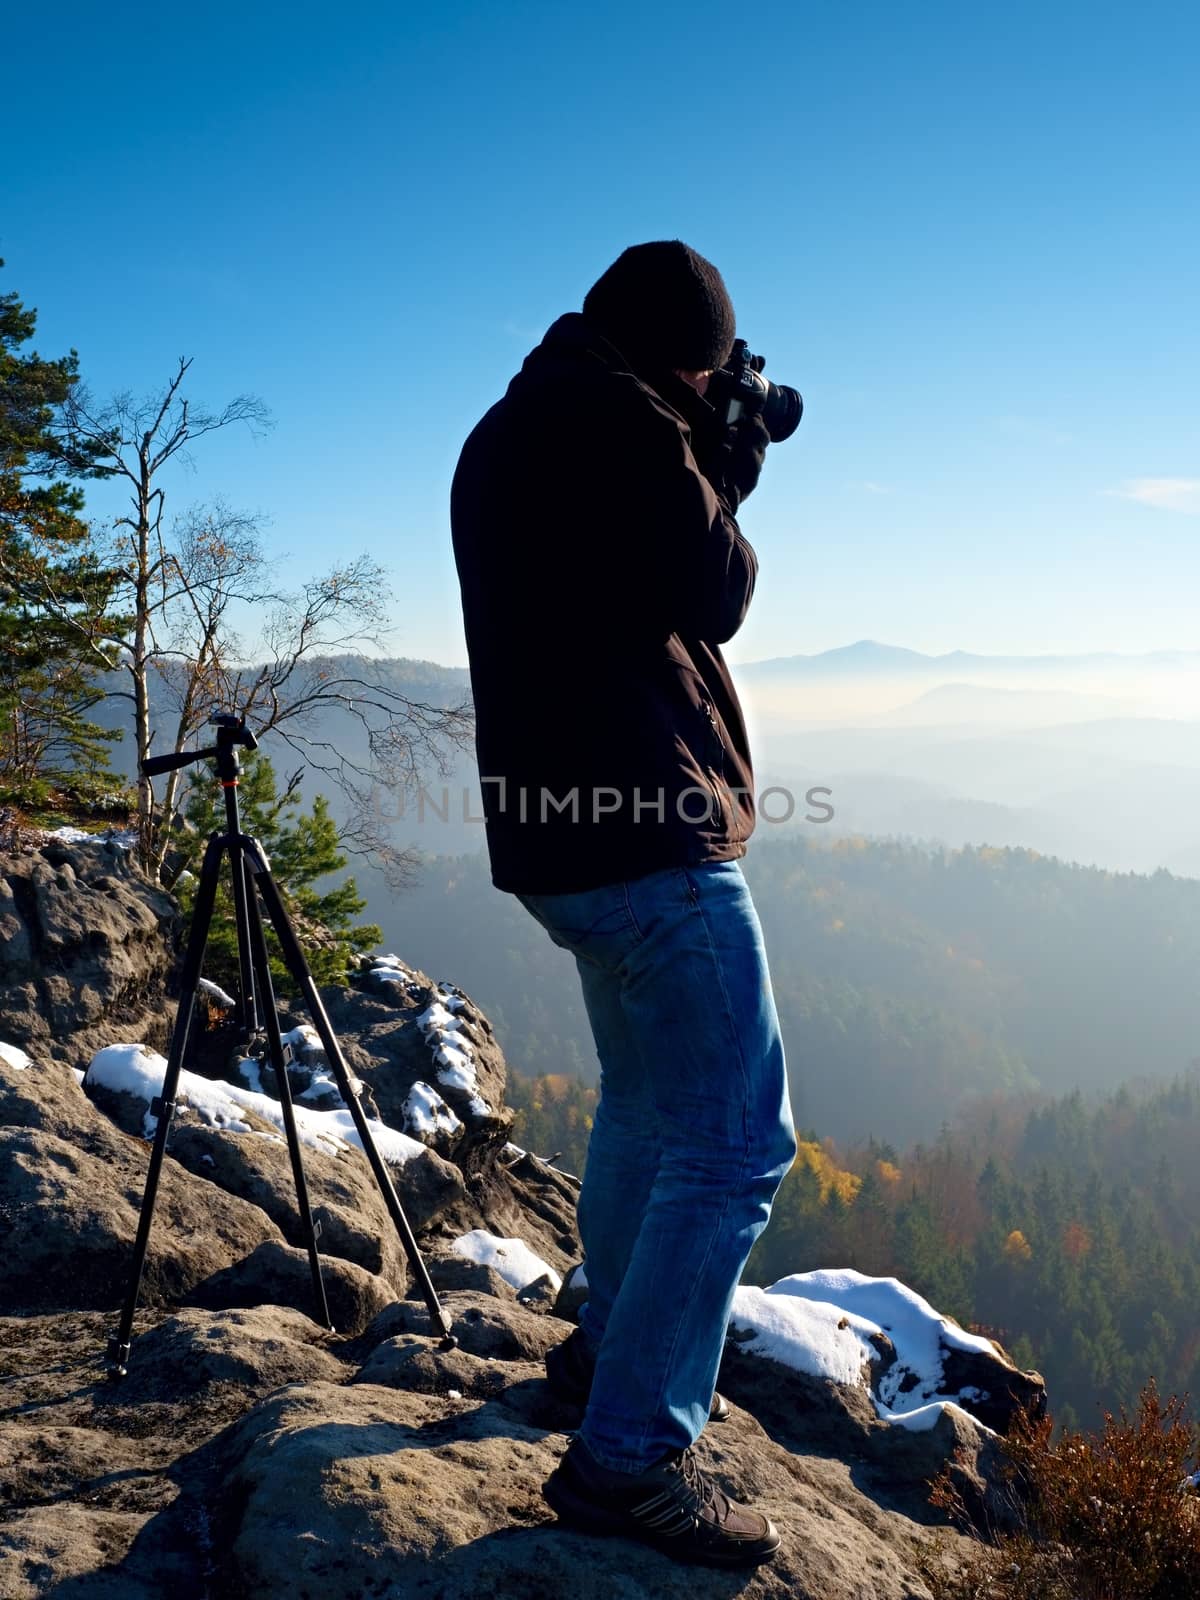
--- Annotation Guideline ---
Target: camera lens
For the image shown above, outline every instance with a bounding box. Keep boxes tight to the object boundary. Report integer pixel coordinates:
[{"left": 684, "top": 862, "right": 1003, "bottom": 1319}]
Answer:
[{"left": 762, "top": 383, "right": 804, "bottom": 443}]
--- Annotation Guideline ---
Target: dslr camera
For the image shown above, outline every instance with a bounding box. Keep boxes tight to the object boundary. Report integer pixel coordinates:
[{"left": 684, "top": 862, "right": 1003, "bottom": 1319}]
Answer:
[{"left": 705, "top": 339, "right": 803, "bottom": 442}]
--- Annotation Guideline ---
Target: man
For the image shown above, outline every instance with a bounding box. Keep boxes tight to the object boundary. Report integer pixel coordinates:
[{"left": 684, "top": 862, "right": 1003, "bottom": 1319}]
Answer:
[{"left": 449, "top": 240, "right": 797, "bottom": 1568}]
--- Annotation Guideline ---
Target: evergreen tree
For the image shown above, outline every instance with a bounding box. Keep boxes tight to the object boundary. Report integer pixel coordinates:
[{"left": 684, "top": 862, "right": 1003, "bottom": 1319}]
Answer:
[
  {"left": 0, "top": 263, "right": 124, "bottom": 808},
  {"left": 178, "top": 751, "right": 381, "bottom": 991}
]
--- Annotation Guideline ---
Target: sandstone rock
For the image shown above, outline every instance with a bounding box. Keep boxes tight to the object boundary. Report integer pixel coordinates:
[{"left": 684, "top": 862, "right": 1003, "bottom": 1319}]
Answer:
[
  {"left": 112, "top": 1305, "right": 348, "bottom": 1400},
  {"left": 940, "top": 1338, "right": 1047, "bottom": 1435},
  {"left": 0, "top": 1506, "right": 164, "bottom": 1600},
  {"left": 0, "top": 1291, "right": 986, "bottom": 1600},
  {"left": 298, "top": 963, "right": 514, "bottom": 1164},
  {"left": 435, "top": 1147, "right": 582, "bottom": 1290},
  {"left": 426, "top": 1252, "right": 518, "bottom": 1300},
  {"left": 184, "top": 1238, "right": 396, "bottom": 1337},
  {"left": 719, "top": 1339, "right": 1013, "bottom": 1532},
  {"left": 0, "top": 841, "right": 179, "bottom": 1064},
  {"left": 359, "top": 1289, "right": 568, "bottom": 1365},
  {"left": 166, "top": 1120, "right": 456, "bottom": 1293},
  {"left": 1, "top": 1050, "right": 118, "bottom": 1154},
  {"left": 516, "top": 1271, "right": 561, "bottom": 1310},
  {"left": 0, "top": 1424, "right": 148, "bottom": 1513},
  {"left": 211, "top": 1361, "right": 945, "bottom": 1599},
  {"left": 0, "top": 1125, "right": 281, "bottom": 1315},
  {"left": 552, "top": 1259, "right": 589, "bottom": 1323}
]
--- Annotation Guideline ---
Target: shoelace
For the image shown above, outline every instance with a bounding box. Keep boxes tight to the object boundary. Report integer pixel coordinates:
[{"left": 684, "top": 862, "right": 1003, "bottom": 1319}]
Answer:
[{"left": 671, "top": 1447, "right": 733, "bottom": 1524}]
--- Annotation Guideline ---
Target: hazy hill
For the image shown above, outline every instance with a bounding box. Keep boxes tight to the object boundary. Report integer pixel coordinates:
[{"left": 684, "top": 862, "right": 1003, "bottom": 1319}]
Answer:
[{"left": 99, "top": 642, "right": 1200, "bottom": 880}]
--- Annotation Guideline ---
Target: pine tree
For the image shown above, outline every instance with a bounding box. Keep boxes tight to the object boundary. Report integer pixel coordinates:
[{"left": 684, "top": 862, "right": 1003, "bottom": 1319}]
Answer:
[
  {"left": 178, "top": 751, "right": 381, "bottom": 991},
  {"left": 0, "top": 263, "right": 125, "bottom": 809}
]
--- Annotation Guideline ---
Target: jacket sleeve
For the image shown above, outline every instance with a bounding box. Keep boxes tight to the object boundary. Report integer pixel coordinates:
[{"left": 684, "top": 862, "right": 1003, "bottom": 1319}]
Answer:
[{"left": 619, "top": 387, "right": 759, "bottom": 645}]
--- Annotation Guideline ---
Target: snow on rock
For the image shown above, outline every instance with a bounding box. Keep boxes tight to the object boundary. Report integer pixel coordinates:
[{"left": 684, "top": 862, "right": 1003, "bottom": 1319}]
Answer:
[
  {"left": 43, "top": 824, "right": 139, "bottom": 852},
  {"left": 85, "top": 1042, "right": 425, "bottom": 1167},
  {"left": 730, "top": 1268, "right": 1000, "bottom": 1433},
  {"left": 362, "top": 954, "right": 419, "bottom": 993},
  {"left": 402, "top": 1080, "right": 463, "bottom": 1141},
  {"left": 417, "top": 985, "right": 490, "bottom": 1116},
  {"left": 237, "top": 1056, "right": 266, "bottom": 1095},
  {"left": 730, "top": 1286, "right": 879, "bottom": 1387},
  {"left": 281, "top": 1024, "right": 324, "bottom": 1059},
  {"left": 0, "top": 1042, "right": 31, "bottom": 1071},
  {"left": 197, "top": 978, "right": 237, "bottom": 1010},
  {"left": 279, "top": 1024, "right": 359, "bottom": 1104},
  {"left": 451, "top": 1229, "right": 562, "bottom": 1295}
]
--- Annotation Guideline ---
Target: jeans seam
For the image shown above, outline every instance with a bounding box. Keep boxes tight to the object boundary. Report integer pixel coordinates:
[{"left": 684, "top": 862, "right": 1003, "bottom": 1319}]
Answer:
[{"left": 620, "top": 881, "right": 645, "bottom": 943}]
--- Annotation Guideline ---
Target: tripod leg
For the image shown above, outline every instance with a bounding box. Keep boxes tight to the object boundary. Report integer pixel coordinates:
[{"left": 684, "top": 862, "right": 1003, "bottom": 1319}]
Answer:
[
  {"left": 106, "top": 833, "right": 225, "bottom": 1376},
  {"left": 244, "top": 843, "right": 456, "bottom": 1348},
  {"left": 242, "top": 878, "right": 333, "bottom": 1331},
  {"left": 227, "top": 803, "right": 258, "bottom": 1037}
]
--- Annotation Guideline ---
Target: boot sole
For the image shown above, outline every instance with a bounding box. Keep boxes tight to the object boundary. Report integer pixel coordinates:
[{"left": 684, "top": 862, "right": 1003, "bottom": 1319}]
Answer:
[{"left": 541, "top": 1470, "right": 781, "bottom": 1568}]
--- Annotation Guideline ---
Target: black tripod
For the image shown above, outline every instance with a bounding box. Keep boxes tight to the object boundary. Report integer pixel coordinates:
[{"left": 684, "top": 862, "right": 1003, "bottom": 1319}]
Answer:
[{"left": 106, "top": 712, "right": 455, "bottom": 1376}]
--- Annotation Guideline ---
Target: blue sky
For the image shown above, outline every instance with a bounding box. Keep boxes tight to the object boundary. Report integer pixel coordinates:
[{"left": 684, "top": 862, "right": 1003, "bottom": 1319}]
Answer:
[{"left": 5, "top": 0, "right": 1197, "bottom": 668}]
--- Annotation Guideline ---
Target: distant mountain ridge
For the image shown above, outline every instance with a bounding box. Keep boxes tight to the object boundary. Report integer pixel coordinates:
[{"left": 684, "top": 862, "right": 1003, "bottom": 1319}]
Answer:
[{"left": 736, "top": 639, "right": 1200, "bottom": 677}]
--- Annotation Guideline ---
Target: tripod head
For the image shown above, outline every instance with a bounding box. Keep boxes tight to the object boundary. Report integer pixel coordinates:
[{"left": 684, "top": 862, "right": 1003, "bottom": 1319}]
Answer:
[{"left": 141, "top": 712, "right": 259, "bottom": 785}]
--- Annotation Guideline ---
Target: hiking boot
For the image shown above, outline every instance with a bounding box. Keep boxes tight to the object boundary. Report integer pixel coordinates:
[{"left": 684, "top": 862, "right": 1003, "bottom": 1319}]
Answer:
[
  {"left": 542, "top": 1435, "right": 780, "bottom": 1568},
  {"left": 546, "top": 1328, "right": 731, "bottom": 1422}
]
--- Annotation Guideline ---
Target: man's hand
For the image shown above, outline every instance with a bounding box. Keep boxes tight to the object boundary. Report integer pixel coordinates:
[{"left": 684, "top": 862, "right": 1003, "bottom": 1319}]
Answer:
[{"left": 713, "top": 412, "right": 771, "bottom": 511}]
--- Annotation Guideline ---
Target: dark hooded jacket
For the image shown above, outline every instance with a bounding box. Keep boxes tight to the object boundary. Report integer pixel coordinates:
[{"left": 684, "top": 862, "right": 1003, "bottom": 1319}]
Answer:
[{"left": 449, "top": 311, "right": 759, "bottom": 895}]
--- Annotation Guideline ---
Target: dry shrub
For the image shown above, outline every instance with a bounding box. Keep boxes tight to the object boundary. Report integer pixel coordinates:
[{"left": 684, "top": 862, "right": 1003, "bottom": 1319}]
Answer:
[{"left": 920, "top": 1381, "right": 1200, "bottom": 1600}]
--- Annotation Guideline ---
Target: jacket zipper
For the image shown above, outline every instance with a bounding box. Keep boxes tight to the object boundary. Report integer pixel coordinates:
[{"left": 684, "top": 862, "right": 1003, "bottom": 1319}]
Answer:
[{"left": 699, "top": 696, "right": 729, "bottom": 827}]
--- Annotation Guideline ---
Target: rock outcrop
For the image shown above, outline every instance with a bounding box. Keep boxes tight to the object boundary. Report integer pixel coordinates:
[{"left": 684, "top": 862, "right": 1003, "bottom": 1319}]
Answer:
[
  {"left": 0, "top": 836, "right": 179, "bottom": 1060},
  {"left": 0, "top": 838, "right": 1045, "bottom": 1598}
]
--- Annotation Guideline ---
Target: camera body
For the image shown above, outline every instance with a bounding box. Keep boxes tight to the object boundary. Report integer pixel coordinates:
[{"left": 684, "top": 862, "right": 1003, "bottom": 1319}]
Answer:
[{"left": 706, "top": 338, "right": 803, "bottom": 443}]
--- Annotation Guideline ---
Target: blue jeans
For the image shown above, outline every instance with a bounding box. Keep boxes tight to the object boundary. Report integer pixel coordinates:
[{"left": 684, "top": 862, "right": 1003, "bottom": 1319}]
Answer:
[{"left": 516, "top": 859, "right": 796, "bottom": 1473}]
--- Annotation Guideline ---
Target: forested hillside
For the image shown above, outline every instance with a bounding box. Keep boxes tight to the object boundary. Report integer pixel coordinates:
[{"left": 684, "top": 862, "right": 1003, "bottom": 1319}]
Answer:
[
  {"left": 383, "top": 834, "right": 1200, "bottom": 1145},
  {"left": 748, "top": 1071, "right": 1200, "bottom": 1432}
]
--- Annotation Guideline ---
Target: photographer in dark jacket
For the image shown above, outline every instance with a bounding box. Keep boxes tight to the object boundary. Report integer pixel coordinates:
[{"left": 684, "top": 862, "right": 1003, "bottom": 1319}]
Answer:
[{"left": 451, "top": 241, "right": 796, "bottom": 1568}]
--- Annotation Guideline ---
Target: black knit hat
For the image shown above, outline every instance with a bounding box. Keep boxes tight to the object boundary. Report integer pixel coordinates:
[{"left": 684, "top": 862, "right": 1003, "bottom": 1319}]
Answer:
[{"left": 582, "top": 240, "right": 736, "bottom": 374}]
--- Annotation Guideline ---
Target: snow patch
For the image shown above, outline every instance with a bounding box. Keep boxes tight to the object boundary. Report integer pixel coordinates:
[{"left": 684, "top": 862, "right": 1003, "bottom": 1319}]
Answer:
[
  {"left": 402, "top": 1081, "right": 463, "bottom": 1139},
  {"left": 237, "top": 1056, "right": 265, "bottom": 1095},
  {"left": 85, "top": 1042, "right": 425, "bottom": 1166},
  {"left": 417, "top": 985, "right": 490, "bottom": 1116},
  {"left": 0, "top": 1042, "right": 31, "bottom": 1071},
  {"left": 451, "top": 1229, "right": 562, "bottom": 1294},
  {"left": 730, "top": 1268, "right": 1000, "bottom": 1432},
  {"left": 282, "top": 1024, "right": 323, "bottom": 1054},
  {"left": 44, "top": 825, "right": 139, "bottom": 852},
  {"left": 198, "top": 978, "right": 237, "bottom": 1010},
  {"left": 368, "top": 954, "right": 417, "bottom": 988},
  {"left": 280, "top": 1025, "right": 363, "bottom": 1103},
  {"left": 730, "top": 1286, "right": 878, "bottom": 1386}
]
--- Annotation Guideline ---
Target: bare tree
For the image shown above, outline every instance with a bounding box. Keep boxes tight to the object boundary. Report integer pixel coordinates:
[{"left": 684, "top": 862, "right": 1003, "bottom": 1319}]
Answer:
[
  {"left": 212, "top": 558, "right": 475, "bottom": 888},
  {"left": 49, "top": 357, "right": 473, "bottom": 885},
  {"left": 60, "top": 358, "right": 270, "bottom": 850}
]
